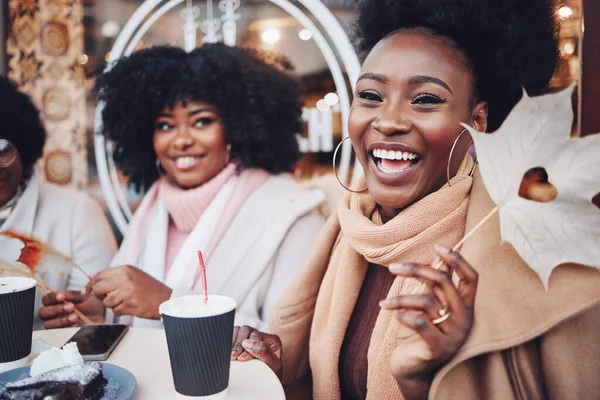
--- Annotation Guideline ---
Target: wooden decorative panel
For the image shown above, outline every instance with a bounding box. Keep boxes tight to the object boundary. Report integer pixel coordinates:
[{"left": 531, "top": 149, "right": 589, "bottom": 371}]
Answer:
[{"left": 6, "top": 0, "right": 87, "bottom": 189}]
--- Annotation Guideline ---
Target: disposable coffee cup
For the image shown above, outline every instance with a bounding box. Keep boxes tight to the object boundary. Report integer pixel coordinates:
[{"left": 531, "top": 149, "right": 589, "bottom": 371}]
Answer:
[
  {"left": 159, "top": 295, "right": 236, "bottom": 399},
  {"left": 0, "top": 277, "right": 36, "bottom": 372}
]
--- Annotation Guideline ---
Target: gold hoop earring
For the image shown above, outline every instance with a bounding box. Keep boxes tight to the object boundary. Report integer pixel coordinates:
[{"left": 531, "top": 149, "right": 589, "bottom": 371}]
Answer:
[
  {"left": 225, "top": 144, "right": 232, "bottom": 165},
  {"left": 156, "top": 159, "right": 164, "bottom": 176},
  {"left": 333, "top": 136, "right": 367, "bottom": 193},
  {"left": 447, "top": 128, "right": 476, "bottom": 187}
]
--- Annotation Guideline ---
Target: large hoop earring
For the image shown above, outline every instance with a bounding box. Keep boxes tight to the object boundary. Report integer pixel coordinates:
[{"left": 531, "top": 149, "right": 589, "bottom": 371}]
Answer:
[
  {"left": 333, "top": 136, "right": 367, "bottom": 193},
  {"left": 225, "top": 144, "right": 232, "bottom": 165},
  {"left": 447, "top": 129, "right": 476, "bottom": 187},
  {"left": 156, "top": 158, "right": 164, "bottom": 176}
]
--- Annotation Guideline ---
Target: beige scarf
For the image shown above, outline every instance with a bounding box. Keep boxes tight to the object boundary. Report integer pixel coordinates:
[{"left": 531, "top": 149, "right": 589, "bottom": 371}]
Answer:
[{"left": 271, "top": 156, "right": 475, "bottom": 399}]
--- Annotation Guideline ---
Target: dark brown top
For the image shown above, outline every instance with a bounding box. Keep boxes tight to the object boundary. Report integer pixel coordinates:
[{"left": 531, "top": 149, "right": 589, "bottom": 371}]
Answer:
[{"left": 339, "top": 263, "right": 396, "bottom": 400}]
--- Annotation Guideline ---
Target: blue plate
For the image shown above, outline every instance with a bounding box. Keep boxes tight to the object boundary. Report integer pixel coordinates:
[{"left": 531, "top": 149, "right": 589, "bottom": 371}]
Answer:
[{"left": 0, "top": 362, "right": 136, "bottom": 399}]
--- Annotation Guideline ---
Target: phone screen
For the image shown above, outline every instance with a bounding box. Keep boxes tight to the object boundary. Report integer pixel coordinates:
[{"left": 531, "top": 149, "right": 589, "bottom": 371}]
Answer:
[{"left": 66, "top": 324, "right": 128, "bottom": 356}]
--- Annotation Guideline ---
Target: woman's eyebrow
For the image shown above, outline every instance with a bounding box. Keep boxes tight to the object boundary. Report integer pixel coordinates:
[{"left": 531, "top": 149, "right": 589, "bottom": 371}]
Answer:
[
  {"left": 187, "top": 108, "right": 213, "bottom": 116},
  {"left": 357, "top": 72, "right": 389, "bottom": 84},
  {"left": 407, "top": 75, "right": 453, "bottom": 95}
]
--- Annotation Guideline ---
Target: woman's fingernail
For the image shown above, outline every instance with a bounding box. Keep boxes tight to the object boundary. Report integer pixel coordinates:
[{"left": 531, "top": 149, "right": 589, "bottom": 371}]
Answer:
[
  {"left": 390, "top": 263, "right": 409, "bottom": 273},
  {"left": 68, "top": 314, "right": 78, "bottom": 322},
  {"left": 434, "top": 244, "right": 451, "bottom": 254},
  {"left": 56, "top": 293, "right": 65, "bottom": 301},
  {"left": 379, "top": 300, "right": 390, "bottom": 308},
  {"left": 80, "top": 288, "right": 87, "bottom": 295},
  {"left": 241, "top": 339, "right": 254, "bottom": 349},
  {"left": 63, "top": 303, "right": 74, "bottom": 312}
]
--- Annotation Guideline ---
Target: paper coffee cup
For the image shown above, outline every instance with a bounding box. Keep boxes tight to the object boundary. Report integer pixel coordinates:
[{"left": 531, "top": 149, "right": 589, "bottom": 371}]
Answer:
[
  {"left": 0, "top": 277, "right": 36, "bottom": 372},
  {"left": 160, "top": 295, "right": 236, "bottom": 399}
]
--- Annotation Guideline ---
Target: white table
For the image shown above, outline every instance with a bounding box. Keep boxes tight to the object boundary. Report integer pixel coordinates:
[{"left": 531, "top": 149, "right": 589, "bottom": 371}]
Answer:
[{"left": 33, "top": 328, "right": 285, "bottom": 400}]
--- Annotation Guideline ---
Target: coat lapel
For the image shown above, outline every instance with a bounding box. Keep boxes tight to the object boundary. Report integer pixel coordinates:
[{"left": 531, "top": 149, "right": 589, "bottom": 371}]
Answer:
[
  {"left": 430, "top": 172, "right": 600, "bottom": 397},
  {"left": 1, "top": 173, "right": 39, "bottom": 234},
  {"left": 139, "top": 200, "right": 169, "bottom": 282},
  {"left": 209, "top": 175, "right": 325, "bottom": 304}
]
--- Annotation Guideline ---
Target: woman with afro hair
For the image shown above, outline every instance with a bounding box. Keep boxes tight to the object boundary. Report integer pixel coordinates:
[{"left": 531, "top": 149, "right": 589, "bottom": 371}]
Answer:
[
  {"left": 0, "top": 76, "right": 117, "bottom": 330},
  {"left": 39, "top": 44, "right": 325, "bottom": 330},
  {"left": 233, "top": 1, "right": 600, "bottom": 399}
]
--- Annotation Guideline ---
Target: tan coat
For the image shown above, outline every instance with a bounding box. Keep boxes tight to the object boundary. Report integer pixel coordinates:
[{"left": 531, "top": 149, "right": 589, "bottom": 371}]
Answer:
[{"left": 270, "top": 171, "right": 600, "bottom": 399}]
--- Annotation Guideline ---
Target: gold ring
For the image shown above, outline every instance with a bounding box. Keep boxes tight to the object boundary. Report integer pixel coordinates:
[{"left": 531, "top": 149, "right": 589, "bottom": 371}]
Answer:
[{"left": 432, "top": 308, "right": 450, "bottom": 324}]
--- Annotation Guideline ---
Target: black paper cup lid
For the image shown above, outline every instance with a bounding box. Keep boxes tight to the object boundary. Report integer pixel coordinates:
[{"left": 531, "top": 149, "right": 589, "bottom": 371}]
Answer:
[{"left": 159, "top": 295, "right": 236, "bottom": 318}]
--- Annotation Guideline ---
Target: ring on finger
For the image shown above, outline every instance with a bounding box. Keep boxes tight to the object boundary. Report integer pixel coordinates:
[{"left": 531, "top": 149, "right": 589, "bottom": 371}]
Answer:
[{"left": 432, "top": 308, "right": 450, "bottom": 324}]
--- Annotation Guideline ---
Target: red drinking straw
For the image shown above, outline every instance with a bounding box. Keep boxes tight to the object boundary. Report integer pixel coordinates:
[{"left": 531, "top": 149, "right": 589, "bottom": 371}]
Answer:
[{"left": 197, "top": 251, "right": 208, "bottom": 304}]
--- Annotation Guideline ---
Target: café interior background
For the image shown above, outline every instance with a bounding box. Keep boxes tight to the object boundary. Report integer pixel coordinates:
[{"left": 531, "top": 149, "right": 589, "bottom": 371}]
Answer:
[{"left": 0, "top": 0, "right": 595, "bottom": 233}]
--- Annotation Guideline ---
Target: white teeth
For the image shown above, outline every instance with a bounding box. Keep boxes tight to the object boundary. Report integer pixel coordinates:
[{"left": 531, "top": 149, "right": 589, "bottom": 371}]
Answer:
[
  {"left": 372, "top": 149, "right": 418, "bottom": 161},
  {"left": 175, "top": 156, "right": 197, "bottom": 168}
]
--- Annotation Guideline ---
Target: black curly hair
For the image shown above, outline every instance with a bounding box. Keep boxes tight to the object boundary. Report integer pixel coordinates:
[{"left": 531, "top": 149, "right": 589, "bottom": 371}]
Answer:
[
  {"left": 355, "top": 0, "right": 560, "bottom": 132},
  {"left": 0, "top": 75, "right": 46, "bottom": 177},
  {"left": 96, "top": 43, "right": 302, "bottom": 192}
]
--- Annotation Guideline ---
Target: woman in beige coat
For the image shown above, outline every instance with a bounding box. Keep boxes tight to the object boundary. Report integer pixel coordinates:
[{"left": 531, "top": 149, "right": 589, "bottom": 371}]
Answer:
[{"left": 232, "top": 0, "right": 600, "bottom": 399}]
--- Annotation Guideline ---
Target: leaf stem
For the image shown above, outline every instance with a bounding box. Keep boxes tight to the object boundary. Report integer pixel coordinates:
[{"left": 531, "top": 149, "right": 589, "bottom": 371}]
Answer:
[
  {"left": 38, "top": 278, "right": 94, "bottom": 326},
  {"left": 432, "top": 206, "right": 500, "bottom": 270}
]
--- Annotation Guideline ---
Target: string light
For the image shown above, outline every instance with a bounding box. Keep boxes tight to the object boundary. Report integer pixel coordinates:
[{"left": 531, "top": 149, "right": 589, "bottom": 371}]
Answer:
[
  {"left": 316, "top": 99, "right": 330, "bottom": 112},
  {"left": 558, "top": 6, "right": 573, "bottom": 19},
  {"left": 324, "top": 92, "right": 339, "bottom": 106},
  {"left": 299, "top": 29, "right": 313, "bottom": 41},
  {"left": 262, "top": 28, "right": 280, "bottom": 45},
  {"left": 563, "top": 42, "right": 575, "bottom": 55},
  {"left": 101, "top": 20, "right": 120, "bottom": 38}
]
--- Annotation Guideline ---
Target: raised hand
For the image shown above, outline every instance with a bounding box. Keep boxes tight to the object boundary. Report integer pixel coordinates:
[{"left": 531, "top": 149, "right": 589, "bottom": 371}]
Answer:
[{"left": 380, "top": 245, "right": 478, "bottom": 399}]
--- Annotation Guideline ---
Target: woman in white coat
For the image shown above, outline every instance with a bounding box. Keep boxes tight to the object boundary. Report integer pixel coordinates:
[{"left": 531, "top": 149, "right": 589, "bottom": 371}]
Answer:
[
  {"left": 43, "top": 44, "right": 325, "bottom": 330},
  {"left": 0, "top": 76, "right": 117, "bottom": 330}
]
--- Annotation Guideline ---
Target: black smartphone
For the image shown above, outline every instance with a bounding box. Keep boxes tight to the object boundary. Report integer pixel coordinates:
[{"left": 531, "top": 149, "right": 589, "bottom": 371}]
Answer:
[{"left": 64, "top": 324, "right": 128, "bottom": 361}]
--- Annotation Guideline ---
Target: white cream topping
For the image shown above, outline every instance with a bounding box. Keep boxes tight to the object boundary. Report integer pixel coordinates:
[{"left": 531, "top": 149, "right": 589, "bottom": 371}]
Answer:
[{"left": 30, "top": 342, "right": 84, "bottom": 377}]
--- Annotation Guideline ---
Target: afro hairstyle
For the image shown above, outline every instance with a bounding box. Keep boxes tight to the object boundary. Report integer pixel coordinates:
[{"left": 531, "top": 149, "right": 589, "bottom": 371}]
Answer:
[
  {"left": 0, "top": 75, "right": 46, "bottom": 176},
  {"left": 96, "top": 43, "right": 303, "bottom": 192},
  {"left": 355, "top": 0, "right": 560, "bottom": 131}
]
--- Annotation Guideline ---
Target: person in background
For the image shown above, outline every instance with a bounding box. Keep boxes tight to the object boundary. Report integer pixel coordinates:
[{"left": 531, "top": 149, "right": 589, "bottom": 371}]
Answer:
[
  {"left": 0, "top": 75, "right": 117, "bottom": 330},
  {"left": 233, "top": 1, "right": 600, "bottom": 399},
  {"left": 41, "top": 44, "right": 325, "bottom": 330}
]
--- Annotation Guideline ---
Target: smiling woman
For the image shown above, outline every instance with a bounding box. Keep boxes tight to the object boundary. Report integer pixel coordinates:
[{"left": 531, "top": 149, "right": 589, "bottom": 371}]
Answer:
[
  {"left": 152, "top": 100, "right": 229, "bottom": 190},
  {"left": 349, "top": 30, "right": 489, "bottom": 213},
  {"left": 35, "top": 44, "right": 326, "bottom": 331}
]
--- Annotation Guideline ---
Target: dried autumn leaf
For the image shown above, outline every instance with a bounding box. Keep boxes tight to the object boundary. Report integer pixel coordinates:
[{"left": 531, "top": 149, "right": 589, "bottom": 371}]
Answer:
[
  {"left": 0, "top": 231, "right": 78, "bottom": 279},
  {"left": 0, "top": 259, "right": 47, "bottom": 291},
  {"left": 463, "top": 84, "right": 600, "bottom": 288}
]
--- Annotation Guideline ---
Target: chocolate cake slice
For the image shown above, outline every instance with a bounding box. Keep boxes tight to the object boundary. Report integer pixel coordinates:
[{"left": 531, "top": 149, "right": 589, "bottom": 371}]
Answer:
[{"left": 0, "top": 361, "right": 107, "bottom": 400}]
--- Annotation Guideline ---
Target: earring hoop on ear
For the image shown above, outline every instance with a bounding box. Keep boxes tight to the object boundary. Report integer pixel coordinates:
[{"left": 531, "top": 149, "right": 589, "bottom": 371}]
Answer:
[
  {"left": 225, "top": 144, "right": 232, "bottom": 165},
  {"left": 447, "top": 128, "right": 476, "bottom": 187},
  {"left": 333, "top": 136, "right": 367, "bottom": 193},
  {"left": 155, "top": 158, "right": 164, "bottom": 176}
]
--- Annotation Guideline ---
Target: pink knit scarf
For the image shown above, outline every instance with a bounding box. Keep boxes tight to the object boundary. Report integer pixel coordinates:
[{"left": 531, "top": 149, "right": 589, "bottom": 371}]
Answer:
[{"left": 115, "top": 165, "right": 269, "bottom": 274}]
